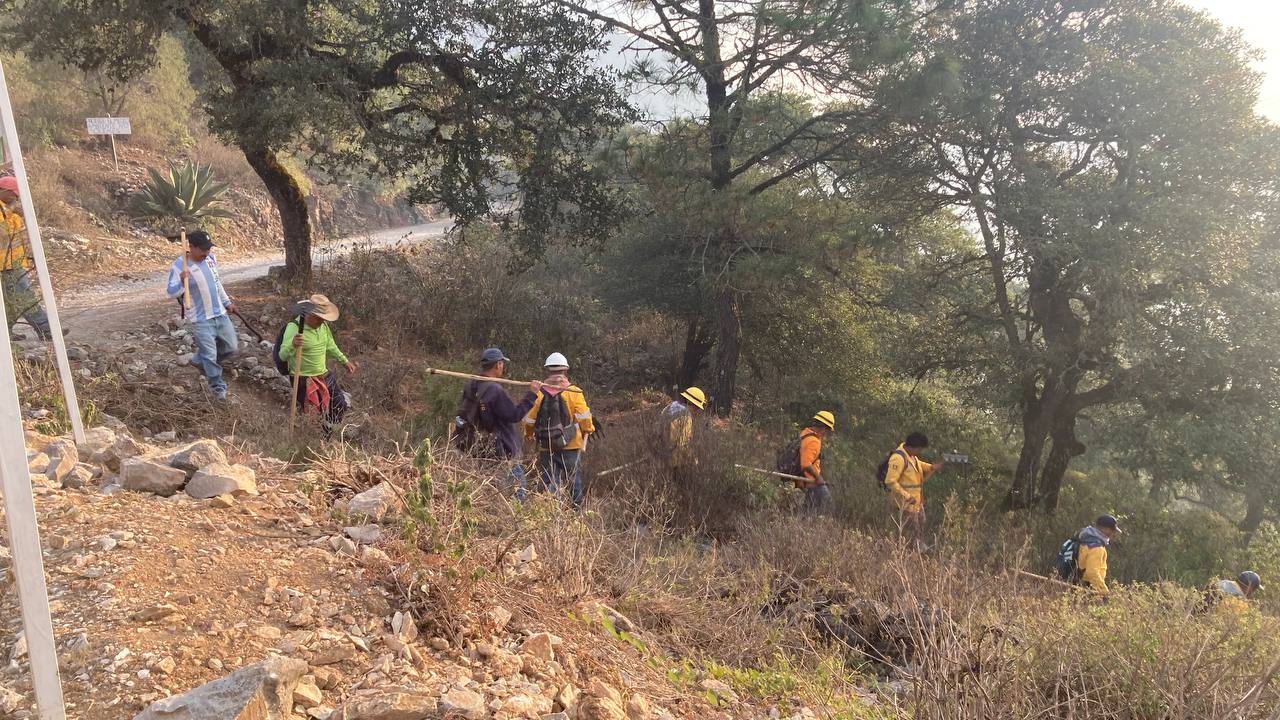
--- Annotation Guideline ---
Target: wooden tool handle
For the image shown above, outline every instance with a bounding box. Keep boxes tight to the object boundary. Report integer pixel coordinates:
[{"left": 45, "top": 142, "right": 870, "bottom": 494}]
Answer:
[
  {"left": 596, "top": 459, "right": 645, "bottom": 477},
  {"left": 289, "top": 345, "right": 303, "bottom": 430},
  {"left": 734, "top": 463, "right": 833, "bottom": 485},
  {"left": 1014, "top": 568, "right": 1077, "bottom": 591},
  {"left": 425, "top": 367, "right": 583, "bottom": 394},
  {"left": 180, "top": 229, "right": 192, "bottom": 310}
]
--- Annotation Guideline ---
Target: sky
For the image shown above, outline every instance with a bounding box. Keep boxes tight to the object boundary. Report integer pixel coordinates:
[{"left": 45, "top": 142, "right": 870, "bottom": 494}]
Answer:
[{"left": 1183, "top": 1, "right": 1280, "bottom": 121}]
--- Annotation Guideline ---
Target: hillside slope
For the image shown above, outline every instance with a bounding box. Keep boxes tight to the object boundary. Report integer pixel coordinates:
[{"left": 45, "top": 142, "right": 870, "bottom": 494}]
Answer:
[{"left": 1, "top": 426, "right": 829, "bottom": 719}]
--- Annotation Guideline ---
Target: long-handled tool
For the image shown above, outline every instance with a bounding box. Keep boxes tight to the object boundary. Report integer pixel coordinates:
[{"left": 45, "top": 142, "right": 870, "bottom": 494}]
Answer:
[
  {"left": 425, "top": 367, "right": 583, "bottom": 393},
  {"left": 163, "top": 230, "right": 194, "bottom": 314},
  {"left": 179, "top": 229, "right": 192, "bottom": 311},
  {"left": 1013, "top": 569, "right": 1077, "bottom": 591},
  {"left": 734, "top": 464, "right": 836, "bottom": 486},
  {"left": 596, "top": 459, "right": 646, "bottom": 478},
  {"left": 289, "top": 343, "right": 303, "bottom": 431},
  {"left": 230, "top": 310, "right": 264, "bottom": 342},
  {"left": 287, "top": 300, "right": 317, "bottom": 432}
]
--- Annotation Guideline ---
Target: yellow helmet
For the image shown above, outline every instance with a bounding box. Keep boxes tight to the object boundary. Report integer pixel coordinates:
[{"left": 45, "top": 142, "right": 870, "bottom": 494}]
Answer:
[
  {"left": 680, "top": 386, "right": 707, "bottom": 410},
  {"left": 813, "top": 410, "right": 836, "bottom": 430}
]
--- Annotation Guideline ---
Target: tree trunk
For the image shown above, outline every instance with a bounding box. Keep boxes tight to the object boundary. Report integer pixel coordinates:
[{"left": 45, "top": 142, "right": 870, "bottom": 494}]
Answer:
[
  {"left": 712, "top": 286, "right": 741, "bottom": 417},
  {"left": 242, "top": 145, "right": 313, "bottom": 283},
  {"left": 1007, "top": 410, "right": 1050, "bottom": 510},
  {"left": 1242, "top": 480, "right": 1268, "bottom": 541},
  {"left": 1040, "top": 417, "right": 1086, "bottom": 511},
  {"left": 677, "top": 318, "right": 714, "bottom": 390}
]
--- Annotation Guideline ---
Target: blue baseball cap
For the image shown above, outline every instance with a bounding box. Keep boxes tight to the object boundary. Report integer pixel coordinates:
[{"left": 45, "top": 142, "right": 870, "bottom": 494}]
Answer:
[
  {"left": 1096, "top": 514, "right": 1122, "bottom": 533},
  {"left": 480, "top": 348, "right": 510, "bottom": 367}
]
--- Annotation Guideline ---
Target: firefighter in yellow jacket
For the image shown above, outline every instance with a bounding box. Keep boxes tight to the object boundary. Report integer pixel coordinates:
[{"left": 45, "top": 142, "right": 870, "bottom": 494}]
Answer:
[
  {"left": 884, "top": 431, "right": 944, "bottom": 546},
  {"left": 523, "top": 352, "right": 595, "bottom": 508},
  {"left": 797, "top": 411, "right": 836, "bottom": 512},
  {"left": 661, "top": 386, "right": 705, "bottom": 471},
  {"left": 1075, "top": 515, "right": 1122, "bottom": 595},
  {"left": 0, "top": 177, "right": 53, "bottom": 339}
]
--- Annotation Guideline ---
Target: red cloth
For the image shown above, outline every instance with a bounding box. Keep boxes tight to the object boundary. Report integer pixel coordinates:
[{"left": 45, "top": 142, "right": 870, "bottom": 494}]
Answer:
[{"left": 302, "top": 375, "right": 331, "bottom": 415}]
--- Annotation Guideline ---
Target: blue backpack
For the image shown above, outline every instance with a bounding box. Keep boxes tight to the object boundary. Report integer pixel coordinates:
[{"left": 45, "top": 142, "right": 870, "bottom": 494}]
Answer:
[{"left": 1056, "top": 535, "right": 1081, "bottom": 581}]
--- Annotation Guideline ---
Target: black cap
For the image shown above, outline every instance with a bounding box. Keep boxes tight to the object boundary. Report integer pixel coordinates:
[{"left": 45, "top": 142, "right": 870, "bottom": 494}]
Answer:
[
  {"left": 1096, "top": 514, "right": 1122, "bottom": 533},
  {"left": 480, "top": 348, "right": 510, "bottom": 367},
  {"left": 187, "top": 230, "right": 214, "bottom": 250}
]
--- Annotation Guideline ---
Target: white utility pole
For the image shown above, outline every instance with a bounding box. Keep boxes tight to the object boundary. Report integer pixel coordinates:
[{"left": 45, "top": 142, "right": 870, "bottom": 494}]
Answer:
[{"left": 0, "top": 59, "right": 84, "bottom": 445}]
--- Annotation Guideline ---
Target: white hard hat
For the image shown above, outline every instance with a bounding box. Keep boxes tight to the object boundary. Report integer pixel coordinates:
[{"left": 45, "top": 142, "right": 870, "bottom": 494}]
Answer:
[{"left": 544, "top": 352, "right": 569, "bottom": 369}]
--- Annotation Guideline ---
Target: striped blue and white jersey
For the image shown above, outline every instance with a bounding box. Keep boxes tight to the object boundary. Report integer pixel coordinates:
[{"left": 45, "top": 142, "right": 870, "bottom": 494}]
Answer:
[{"left": 166, "top": 253, "right": 231, "bottom": 322}]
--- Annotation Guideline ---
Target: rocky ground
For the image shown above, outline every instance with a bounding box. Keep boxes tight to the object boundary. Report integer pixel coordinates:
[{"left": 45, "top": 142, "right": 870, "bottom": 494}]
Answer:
[{"left": 0, "top": 417, "right": 826, "bottom": 720}]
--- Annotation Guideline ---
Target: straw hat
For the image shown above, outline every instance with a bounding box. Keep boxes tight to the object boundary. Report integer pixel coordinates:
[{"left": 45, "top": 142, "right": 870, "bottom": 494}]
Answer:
[{"left": 304, "top": 294, "right": 340, "bottom": 322}]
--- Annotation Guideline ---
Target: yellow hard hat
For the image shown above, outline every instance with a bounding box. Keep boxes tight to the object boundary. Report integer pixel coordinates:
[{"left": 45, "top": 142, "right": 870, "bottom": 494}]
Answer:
[
  {"left": 680, "top": 386, "right": 707, "bottom": 410},
  {"left": 813, "top": 410, "right": 836, "bottom": 430}
]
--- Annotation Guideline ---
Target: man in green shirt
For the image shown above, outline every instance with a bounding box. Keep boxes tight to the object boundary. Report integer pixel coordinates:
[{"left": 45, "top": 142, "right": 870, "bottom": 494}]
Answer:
[{"left": 279, "top": 294, "right": 357, "bottom": 437}]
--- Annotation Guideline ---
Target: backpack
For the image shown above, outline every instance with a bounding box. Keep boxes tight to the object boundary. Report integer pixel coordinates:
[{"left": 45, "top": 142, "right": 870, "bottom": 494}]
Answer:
[
  {"left": 533, "top": 389, "right": 578, "bottom": 451},
  {"left": 776, "top": 437, "right": 804, "bottom": 477},
  {"left": 452, "top": 380, "right": 497, "bottom": 452},
  {"left": 875, "top": 449, "right": 909, "bottom": 491},
  {"left": 272, "top": 316, "right": 306, "bottom": 377},
  {"left": 1056, "top": 535, "right": 1082, "bottom": 582}
]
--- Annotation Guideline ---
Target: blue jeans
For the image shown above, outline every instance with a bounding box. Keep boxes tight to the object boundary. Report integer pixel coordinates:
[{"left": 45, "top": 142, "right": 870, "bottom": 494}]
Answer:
[
  {"left": 802, "top": 484, "right": 832, "bottom": 514},
  {"left": 3, "top": 268, "right": 50, "bottom": 337},
  {"left": 511, "top": 462, "right": 528, "bottom": 502},
  {"left": 537, "top": 450, "right": 583, "bottom": 508},
  {"left": 189, "top": 314, "right": 237, "bottom": 395}
]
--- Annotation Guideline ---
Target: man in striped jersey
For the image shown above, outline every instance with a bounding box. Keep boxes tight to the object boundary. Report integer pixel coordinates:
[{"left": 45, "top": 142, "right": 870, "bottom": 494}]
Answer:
[{"left": 166, "top": 230, "right": 238, "bottom": 401}]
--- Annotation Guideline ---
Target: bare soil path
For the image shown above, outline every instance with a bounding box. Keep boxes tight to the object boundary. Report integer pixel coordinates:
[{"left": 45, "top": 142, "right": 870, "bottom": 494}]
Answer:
[{"left": 54, "top": 220, "right": 451, "bottom": 345}]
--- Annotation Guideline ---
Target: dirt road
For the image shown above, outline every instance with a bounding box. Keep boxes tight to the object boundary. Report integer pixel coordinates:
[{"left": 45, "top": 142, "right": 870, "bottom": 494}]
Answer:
[{"left": 55, "top": 220, "right": 451, "bottom": 343}]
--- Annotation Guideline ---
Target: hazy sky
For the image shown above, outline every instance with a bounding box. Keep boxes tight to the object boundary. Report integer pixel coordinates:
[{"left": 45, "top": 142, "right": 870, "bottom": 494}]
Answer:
[{"left": 1185, "top": 0, "right": 1280, "bottom": 121}]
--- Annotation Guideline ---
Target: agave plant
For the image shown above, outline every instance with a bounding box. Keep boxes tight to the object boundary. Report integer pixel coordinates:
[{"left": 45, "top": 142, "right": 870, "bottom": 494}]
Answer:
[{"left": 133, "top": 161, "right": 235, "bottom": 227}]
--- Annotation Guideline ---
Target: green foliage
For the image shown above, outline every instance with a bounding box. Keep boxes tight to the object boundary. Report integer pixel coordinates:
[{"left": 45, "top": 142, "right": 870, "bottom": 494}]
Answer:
[
  {"left": 1, "top": 34, "right": 197, "bottom": 150},
  {"left": 402, "top": 438, "right": 438, "bottom": 540},
  {"left": 133, "top": 160, "right": 233, "bottom": 229},
  {"left": 316, "top": 226, "right": 672, "bottom": 391},
  {"left": 123, "top": 35, "right": 197, "bottom": 149},
  {"left": 1, "top": 52, "right": 82, "bottom": 146},
  {"left": 400, "top": 438, "right": 476, "bottom": 559},
  {"left": 891, "top": 0, "right": 1280, "bottom": 510},
  {"left": 14, "top": 0, "right": 635, "bottom": 282}
]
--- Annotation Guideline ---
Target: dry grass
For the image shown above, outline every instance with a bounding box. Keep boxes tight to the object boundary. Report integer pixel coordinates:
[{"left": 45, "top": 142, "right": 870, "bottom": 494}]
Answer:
[
  {"left": 294, "top": 435, "right": 1280, "bottom": 719},
  {"left": 189, "top": 134, "right": 260, "bottom": 190}
]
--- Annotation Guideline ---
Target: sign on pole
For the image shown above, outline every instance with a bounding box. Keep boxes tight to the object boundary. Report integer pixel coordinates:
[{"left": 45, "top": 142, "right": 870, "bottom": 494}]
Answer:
[
  {"left": 0, "top": 58, "right": 68, "bottom": 720},
  {"left": 85, "top": 117, "right": 130, "bottom": 172},
  {"left": 85, "top": 117, "right": 131, "bottom": 136}
]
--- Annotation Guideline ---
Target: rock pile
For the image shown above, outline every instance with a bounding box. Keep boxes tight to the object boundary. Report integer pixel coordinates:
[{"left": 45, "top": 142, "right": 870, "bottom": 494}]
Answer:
[{"left": 26, "top": 428, "right": 258, "bottom": 505}]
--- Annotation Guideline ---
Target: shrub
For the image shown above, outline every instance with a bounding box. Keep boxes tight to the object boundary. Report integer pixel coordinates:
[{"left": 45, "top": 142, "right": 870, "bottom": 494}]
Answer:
[
  {"left": 347, "top": 440, "right": 1280, "bottom": 719},
  {"left": 316, "top": 226, "right": 680, "bottom": 391},
  {"left": 133, "top": 161, "right": 234, "bottom": 230}
]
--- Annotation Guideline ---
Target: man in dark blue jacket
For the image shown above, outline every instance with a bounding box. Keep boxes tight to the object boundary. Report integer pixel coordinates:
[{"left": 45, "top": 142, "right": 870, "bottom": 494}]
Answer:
[{"left": 461, "top": 348, "right": 540, "bottom": 499}]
